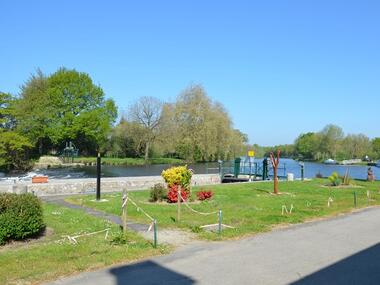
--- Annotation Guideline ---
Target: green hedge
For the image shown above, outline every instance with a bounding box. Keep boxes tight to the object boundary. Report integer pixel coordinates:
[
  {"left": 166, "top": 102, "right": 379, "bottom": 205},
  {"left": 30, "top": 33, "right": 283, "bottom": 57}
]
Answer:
[{"left": 0, "top": 193, "right": 45, "bottom": 245}]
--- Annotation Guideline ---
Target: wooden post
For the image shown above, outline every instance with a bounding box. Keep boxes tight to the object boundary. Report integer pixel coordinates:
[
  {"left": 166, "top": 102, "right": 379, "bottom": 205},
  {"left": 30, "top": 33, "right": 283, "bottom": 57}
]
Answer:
[
  {"left": 122, "top": 188, "right": 127, "bottom": 233},
  {"left": 270, "top": 150, "right": 281, "bottom": 194},
  {"left": 177, "top": 186, "right": 181, "bottom": 222}
]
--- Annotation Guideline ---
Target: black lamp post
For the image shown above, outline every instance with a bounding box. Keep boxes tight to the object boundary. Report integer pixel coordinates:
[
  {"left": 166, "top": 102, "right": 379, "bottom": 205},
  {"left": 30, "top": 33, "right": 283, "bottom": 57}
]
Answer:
[{"left": 96, "top": 152, "right": 101, "bottom": 200}]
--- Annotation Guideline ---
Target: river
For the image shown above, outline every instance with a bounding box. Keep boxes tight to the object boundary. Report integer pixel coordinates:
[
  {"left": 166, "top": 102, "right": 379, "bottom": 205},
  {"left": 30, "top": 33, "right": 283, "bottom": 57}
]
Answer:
[{"left": 1, "top": 158, "right": 378, "bottom": 181}]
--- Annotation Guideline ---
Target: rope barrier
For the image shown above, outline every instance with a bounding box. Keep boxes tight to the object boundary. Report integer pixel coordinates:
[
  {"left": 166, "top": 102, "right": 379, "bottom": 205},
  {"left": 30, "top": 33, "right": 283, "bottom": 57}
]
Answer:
[
  {"left": 61, "top": 228, "right": 110, "bottom": 244},
  {"left": 179, "top": 193, "right": 218, "bottom": 216},
  {"left": 327, "top": 197, "right": 333, "bottom": 207},
  {"left": 126, "top": 197, "right": 155, "bottom": 222},
  {"left": 281, "top": 204, "right": 294, "bottom": 215}
]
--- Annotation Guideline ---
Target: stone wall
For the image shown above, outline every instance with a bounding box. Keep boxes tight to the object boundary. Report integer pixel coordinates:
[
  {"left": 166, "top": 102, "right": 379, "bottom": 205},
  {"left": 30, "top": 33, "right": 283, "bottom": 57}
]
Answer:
[{"left": 0, "top": 174, "right": 221, "bottom": 196}]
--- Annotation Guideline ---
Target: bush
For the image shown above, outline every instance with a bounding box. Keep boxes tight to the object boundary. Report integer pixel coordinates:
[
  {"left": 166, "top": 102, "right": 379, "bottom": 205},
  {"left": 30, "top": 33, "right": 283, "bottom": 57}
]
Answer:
[
  {"left": 0, "top": 193, "right": 45, "bottom": 245},
  {"left": 149, "top": 183, "right": 167, "bottom": 202},
  {"left": 167, "top": 185, "right": 189, "bottom": 203},
  {"left": 315, "top": 171, "right": 323, "bottom": 178},
  {"left": 161, "top": 166, "right": 192, "bottom": 190},
  {"left": 196, "top": 190, "right": 214, "bottom": 201},
  {"left": 328, "top": 172, "right": 341, "bottom": 186}
]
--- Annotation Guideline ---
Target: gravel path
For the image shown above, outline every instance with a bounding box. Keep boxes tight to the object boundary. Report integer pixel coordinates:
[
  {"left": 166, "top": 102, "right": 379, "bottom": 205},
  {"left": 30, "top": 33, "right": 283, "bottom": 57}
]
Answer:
[{"left": 42, "top": 195, "right": 197, "bottom": 246}]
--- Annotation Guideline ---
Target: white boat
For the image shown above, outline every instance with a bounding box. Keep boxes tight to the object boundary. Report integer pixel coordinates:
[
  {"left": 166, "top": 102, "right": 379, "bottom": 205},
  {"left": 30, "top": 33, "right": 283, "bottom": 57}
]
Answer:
[{"left": 324, "top": 159, "right": 337, "bottom": 165}]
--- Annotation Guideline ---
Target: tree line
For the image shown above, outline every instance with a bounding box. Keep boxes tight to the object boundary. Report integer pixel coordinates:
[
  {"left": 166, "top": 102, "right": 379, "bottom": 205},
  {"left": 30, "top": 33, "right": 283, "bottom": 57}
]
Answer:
[
  {"left": 1, "top": 68, "right": 378, "bottom": 171},
  {"left": 0, "top": 69, "right": 247, "bottom": 170},
  {"left": 252, "top": 124, "right": 380, "bottom": 162}
]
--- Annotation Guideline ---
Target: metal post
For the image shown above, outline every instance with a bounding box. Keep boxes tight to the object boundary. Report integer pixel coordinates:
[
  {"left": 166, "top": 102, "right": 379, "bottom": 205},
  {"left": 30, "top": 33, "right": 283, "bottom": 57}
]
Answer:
[
  {"left": 354, "top": 191, "right": 357, "bottom": 207},
  {"left": 218, "top": 210, "right": 222, "bottom": 235},
  {"left": 177, "top": 186, "right": 181, "bottom": 222},
  {"left": 301, "top": 163, "right": 304, "bottom": 181},
  {"left": 96, "top": 152, "right": 101, "bottom": 201},
  {"left": 218, "top": 160, "right": 223, "bottom": 180},
  {"left": 249, "top": 161, "right": 252, "bottom": 181},
  {"left": 153, "top": 219, "right": 158, "bottom": 248}
]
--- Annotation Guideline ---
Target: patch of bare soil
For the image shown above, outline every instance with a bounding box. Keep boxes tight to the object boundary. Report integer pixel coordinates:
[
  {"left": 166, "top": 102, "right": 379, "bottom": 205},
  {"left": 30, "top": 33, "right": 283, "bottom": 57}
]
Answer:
[
  {"left": 139, "top": 228, "right": 198, "bottom": 246},
  {"left": 0, "top": 227, "right": 54, "bottom": 252},
  {"left": 320, "top": 184, "right": 364, "bottom": 189}
]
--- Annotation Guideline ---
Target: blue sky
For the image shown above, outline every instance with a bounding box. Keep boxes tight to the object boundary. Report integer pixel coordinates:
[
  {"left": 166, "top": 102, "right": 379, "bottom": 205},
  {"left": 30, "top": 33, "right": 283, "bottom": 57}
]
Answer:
[{"left": 1, "top": 0, "right": 379, "bottom": 145}]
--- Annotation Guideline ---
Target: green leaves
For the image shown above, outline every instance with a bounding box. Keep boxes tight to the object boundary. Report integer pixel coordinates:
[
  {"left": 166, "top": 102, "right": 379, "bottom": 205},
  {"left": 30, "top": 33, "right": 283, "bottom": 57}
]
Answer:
[
  {"left": 13, "top": 68, "right": 117, "bottom": 156},
  {"left": 0, "top": 131, "right": 33, "bottom": 170}
]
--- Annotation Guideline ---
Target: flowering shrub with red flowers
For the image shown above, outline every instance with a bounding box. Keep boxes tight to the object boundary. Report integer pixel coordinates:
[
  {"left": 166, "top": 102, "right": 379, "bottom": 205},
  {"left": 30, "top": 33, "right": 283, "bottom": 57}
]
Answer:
[
  {"left": 167, "top": 185, "right": 189, "bottom": 203},
  {"left": 196, "top": 190, "right": 214, "bottom": 201}
]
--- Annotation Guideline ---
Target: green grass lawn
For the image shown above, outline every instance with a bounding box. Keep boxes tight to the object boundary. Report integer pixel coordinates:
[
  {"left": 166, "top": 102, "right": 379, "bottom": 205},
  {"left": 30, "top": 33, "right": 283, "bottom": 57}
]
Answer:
[
  {"left": 0, "top": 203, "right": 169, "bottom": 285},
  {"left": 66, "top": 179, "right": 380, "bottom": 240},
  {"left": 74, "top": 156, "right": 184, "bottom": 166}
]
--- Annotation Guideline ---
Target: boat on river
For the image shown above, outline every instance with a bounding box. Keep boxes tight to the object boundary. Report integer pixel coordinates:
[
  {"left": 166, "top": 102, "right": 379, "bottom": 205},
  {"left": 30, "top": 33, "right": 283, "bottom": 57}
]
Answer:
[{"left": 324, "top": 159, "right": 337, "bottom": 165}]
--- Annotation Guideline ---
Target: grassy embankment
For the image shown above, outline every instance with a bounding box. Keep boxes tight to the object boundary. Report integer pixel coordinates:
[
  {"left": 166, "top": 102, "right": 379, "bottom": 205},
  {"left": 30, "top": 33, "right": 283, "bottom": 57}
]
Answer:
[
  {"left": 74, "top": 156, "right": 184, "bottom": 166},
  {"left": 66, "top": 179, "right": 380, "bottom": 240},
  {"left": 0, "top": 203, "right": 169, "bottom": 285}
]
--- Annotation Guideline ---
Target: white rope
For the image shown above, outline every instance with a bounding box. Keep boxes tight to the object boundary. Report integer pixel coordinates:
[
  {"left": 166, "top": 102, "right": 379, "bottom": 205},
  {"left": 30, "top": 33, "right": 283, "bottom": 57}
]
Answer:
[
  {"left": 179, "top": 193, "right": 218, "bottom": 216},
  {"left": 127, "top": 197, "right": 155, "bottom": 222},
  {"left": 327, "top": 197, "right": 333, "bottom": 207},
  {"left": 200, "top": 223, "right": 235, "bottom": 229},
  {"left": 281, "top": 204, "right": 294, "bottom": 215},
  {"left": 65, "top": 228, "right": 110, "bottom": 244}
]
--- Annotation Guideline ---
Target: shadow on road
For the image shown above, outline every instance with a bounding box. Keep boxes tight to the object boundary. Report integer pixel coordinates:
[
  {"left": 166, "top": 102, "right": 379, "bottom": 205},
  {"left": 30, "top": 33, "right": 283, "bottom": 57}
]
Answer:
[
  {"left": 291, "top": 243, "right": 380, "bottom": 285},
  {"left": 109, "top": 260, "right": 195, "bottom": 285}
]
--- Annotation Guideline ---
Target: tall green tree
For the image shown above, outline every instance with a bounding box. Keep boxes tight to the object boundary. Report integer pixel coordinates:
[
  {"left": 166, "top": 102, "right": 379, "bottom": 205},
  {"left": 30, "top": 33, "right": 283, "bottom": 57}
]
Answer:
[
  {"left": 14, "top": 70, "right": 51, "bottom": 154},
  {"left": 319, "top": 124, "right": 344, "bottom": 159},
  {"left": 15, "top": 68, "right": 117, "bottom": 155},
  {"left": 0, "top": 92, "right": 15, "bottom": 130},
  {"left": 0, "top": 131, "right": 33, "bottom": 171},
  {"left": 294, "top": 132, "right": 319, "bottom": 159},
  {"left": 372, "top": 138, "right": 380, "bottom": 159}
]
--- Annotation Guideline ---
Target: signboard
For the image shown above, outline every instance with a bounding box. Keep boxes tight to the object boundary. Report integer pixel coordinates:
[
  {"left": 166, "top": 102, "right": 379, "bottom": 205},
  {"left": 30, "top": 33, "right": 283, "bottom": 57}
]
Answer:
[{"left": 248, "top": 150, "right": 255, "bottom": 157}]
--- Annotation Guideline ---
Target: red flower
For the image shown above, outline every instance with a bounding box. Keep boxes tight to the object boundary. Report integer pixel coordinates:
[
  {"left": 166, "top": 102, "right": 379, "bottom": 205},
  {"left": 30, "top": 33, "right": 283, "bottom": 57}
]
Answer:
[
  {"left": 167, "top": 185, "right": 189, "bottom": 203},
  {"left": 196, "top": 190, "right": 214, "bottom": 201}
]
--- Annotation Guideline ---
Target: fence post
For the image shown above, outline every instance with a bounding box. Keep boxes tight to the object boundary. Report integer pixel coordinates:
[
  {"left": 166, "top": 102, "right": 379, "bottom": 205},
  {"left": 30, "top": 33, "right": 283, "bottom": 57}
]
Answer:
[
  {"left": 218, "top": 210, "right": 222, "bottom": 235},
  {"left": 122, "top": 189, "right": 127, "bottom": 233},
  {"left": 177, "top": 186, "right": 181, "bottom": 222},
  {"left": 354, "top": 191, "right": 357, "bottom": 208},
  {"left": 367, "top": 190, "right": 370, "bottom": 206},
  {"left": 153, "top": 219, "right": 158, "bottom": 248}
]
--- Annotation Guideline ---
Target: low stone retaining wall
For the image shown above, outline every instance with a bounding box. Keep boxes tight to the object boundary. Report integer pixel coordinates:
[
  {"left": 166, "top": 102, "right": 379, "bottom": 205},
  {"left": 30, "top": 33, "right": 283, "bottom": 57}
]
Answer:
[{"left": 0, "top": 174, "right": 221, "bottom": 196}]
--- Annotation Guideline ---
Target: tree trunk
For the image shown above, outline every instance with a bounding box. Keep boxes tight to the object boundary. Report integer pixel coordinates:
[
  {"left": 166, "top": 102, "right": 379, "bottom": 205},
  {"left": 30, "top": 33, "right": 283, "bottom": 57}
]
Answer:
[
  {"left": 38, "top": 138, "right": 43, "bottom": 155},
  {"left": 273, "top": 168, "right": 278, "bottom": 194},
  {"left": 144, "top": 141, "right": 149, "bottom": 162}
]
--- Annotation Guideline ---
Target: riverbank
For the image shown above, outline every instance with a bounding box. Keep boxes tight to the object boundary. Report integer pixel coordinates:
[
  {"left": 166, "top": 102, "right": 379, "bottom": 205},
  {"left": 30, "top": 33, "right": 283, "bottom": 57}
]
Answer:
[
  {"left": 73, "top": 157, "right": 184, "bottom": 166},
  {"left": 0, "top": 174, "right": 221, "bottom": 196}
]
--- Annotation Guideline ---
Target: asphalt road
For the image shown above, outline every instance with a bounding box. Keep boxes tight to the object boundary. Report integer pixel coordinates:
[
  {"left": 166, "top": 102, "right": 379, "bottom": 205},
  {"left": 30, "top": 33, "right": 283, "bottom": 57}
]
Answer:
[{"left": 48, "top": 207, "right": 380, "bottom": 285}]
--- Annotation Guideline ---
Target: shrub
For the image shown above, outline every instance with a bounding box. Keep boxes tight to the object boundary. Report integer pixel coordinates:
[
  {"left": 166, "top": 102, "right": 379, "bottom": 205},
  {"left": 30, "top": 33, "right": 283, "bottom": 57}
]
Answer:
[
  {"left": 315, "top": 171, "right": 323, "bottom": 178},
  {"left": 0, "top": 193, "right": 45, "bottom": 245},
  {"left": 328, "top": 172, "right": 341, "bottom": 186},
  {"left": 196, "top": 190, "right": 214, "bottom": 201},
  {"left": 167, "top": 185, "right": 189, "bottom": 203},
  {"left": 161, "top": 166, "right": 192, "bottom": 190},
  {"left": 149, "top": 183, "right": 167, "bottom": 202}
]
